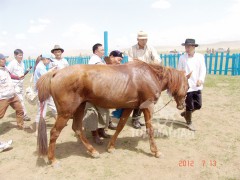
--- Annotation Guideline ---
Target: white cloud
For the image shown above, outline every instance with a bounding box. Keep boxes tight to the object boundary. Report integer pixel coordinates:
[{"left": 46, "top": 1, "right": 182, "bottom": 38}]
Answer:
[
  {"left": 1, "top": 31, "right": 8, "bottom": 35},
  {"left": 38, "top": 18, "right": 50, "bottom": 24},
  {"left": 30, "top": 20, "right": 35, "bottom": 24},
  {"left": 62, "top": 23, "right": 94, "bottom": 37},
  {"left": 151, "top": 0, "right": 171, "bottom": 9},
  {"left": 15, "top": 33, "right": 26, "bottom": 39},
  {"left": 28, "top": 24, "right": 47, "bottom": 33},
  {"left": 0, "top": 42, "right": 7, "bottom": 47}
]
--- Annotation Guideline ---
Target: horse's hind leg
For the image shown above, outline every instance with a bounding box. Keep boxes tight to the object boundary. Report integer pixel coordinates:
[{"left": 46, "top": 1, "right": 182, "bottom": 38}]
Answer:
[
  {"left": 48, "top": 114, "right": 70, "bottom": 165},
  {"left": 142, "top": 106, "right": 162, "bottom": 158},
  {"left": 107, "top": 109, "right": 132, "bottom": 153},
  {"left": 72, "top": 103, "right": 99, "bottom": 158}
]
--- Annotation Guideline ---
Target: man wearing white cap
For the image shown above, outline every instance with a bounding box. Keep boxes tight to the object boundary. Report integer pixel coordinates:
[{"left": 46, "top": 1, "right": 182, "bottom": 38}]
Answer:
[{"left": 128, "top": 31, "right": 161, "bottom": 129}]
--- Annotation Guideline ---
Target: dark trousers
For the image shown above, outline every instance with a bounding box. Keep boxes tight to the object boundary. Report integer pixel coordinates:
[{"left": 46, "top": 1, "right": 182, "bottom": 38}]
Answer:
[
  {"left": 185, "top": 90, "right": 202, "bottom": 111},
  {"left": 132, "top": 108, "right": 142, "bottom": 121}
]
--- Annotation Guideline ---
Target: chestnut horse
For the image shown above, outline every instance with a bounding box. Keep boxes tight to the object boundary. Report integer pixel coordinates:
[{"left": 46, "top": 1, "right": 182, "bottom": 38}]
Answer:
[{"left": 37, "top": 60, "right": 190, "bottom": 164}]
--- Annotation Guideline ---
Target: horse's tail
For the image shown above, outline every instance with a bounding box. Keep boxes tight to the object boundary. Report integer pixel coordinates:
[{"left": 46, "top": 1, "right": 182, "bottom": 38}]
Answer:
[
  {"left": 36, "top": 70, "right": 56, "bottom": 157},
  {"left": 37, "top": 70, "right": 57, "bottom": 102},
  {"left": 37, "top": 109, "right": 48, "bottom": 156}
]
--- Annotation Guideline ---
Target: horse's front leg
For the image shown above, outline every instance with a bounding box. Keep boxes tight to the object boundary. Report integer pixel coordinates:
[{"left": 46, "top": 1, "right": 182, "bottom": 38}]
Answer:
[
  {"left": 142, "top": 105, "right": 162, "bottom": 158},
  {"left": 72, "top": 103, "right": 100, "bottom": 158},
  {"left": 48, "top": 114, "right": 70, "bottom": 165},
  {"left": 107, "top": 109, "right": 132, "bottom": 153}
]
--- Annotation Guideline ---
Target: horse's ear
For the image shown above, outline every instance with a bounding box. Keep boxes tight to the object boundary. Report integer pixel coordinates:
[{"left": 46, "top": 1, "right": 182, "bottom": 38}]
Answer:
[{"left": 186, "top": 72, "right": 192, "bottom": 79}]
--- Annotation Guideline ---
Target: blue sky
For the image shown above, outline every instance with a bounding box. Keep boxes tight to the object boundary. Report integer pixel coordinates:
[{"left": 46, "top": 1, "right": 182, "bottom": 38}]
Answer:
[{"left": 0, "top": 0, "right": 239, "bottom": 57}]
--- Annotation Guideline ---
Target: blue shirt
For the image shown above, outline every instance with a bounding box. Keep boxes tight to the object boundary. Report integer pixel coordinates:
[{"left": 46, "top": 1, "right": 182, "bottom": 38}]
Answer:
[{"left": 34, "top": 61, "right": 47, "bottom": 91}]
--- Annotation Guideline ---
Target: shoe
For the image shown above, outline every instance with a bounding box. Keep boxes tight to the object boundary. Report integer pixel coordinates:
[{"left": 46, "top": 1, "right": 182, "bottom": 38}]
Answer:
[
  {"left": 187, "top": 122, "right": 196, "bottom": 131},
  {"left": 0, "top": 140, "right": 13, "bottom": 152},
  {"left": 91, "top": 130, "right": 103, "bottom": 145},
  {"left": 139, "top": 121, "right": 145, "bottom": 126},
  {"left": 23, "top": 115, "right": 31, "bottom": 121},
  {"left": 180, "top": 111, "right": 185, "bottom": 117},
  {"left": 132, "top": 120, "right": 141, "bottom": 129},
  {"left": 98, "top": 128, "right": 111, "bottom": 138},
  {"left": 108, "top": 121, "right": 117, "bottom": 130}
]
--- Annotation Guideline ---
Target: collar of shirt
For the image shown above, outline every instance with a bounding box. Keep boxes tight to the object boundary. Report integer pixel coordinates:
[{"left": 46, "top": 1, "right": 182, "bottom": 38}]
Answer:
[{"left": 136, "top": 44, "right": 147, "bottom": 50}]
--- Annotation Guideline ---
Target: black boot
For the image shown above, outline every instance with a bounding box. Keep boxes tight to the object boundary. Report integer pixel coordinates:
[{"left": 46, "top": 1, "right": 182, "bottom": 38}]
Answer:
[
  {"left": 185, "top": 111, "right": 196, "bottom": 131},
  {"left": 98, "top": 128, "right": 111, "bottom": 138}
]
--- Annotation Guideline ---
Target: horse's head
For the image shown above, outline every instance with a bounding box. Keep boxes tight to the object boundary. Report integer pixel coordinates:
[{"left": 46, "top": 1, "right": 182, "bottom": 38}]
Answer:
[{"left": 168, "top": 70, "right": 191, "bottom": 110}]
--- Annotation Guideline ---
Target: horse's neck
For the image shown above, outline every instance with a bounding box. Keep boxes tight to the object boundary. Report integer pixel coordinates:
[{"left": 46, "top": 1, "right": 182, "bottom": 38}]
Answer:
[{"left": 165, "top": 68, "right": 179, "bottom": 94}]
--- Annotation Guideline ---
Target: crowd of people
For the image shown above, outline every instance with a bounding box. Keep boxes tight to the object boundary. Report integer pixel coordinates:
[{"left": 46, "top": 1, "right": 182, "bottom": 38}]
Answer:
[{"left": 0, "top": 31, "right": 206, "bottom": 152}]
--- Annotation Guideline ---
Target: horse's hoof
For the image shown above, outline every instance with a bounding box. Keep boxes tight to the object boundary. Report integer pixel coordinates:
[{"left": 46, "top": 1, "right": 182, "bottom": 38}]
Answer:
[
  {"left": 51, "top": 161, "right": 61, "bottom": 168},
  {"left": 107, "top": 147, "right": 115, "bottom": 153},
  {"left": 154, "top": 152, "right": 164, "bottom": 158},
  {"left": 87, "top": 151, "right": 100, "bottom": 158}
]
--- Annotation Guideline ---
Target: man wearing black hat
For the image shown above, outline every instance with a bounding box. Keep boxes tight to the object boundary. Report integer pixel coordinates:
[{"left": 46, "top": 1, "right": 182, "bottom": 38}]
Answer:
[{"left": 178, "top": 39, "right": 206, "bottom": 131}]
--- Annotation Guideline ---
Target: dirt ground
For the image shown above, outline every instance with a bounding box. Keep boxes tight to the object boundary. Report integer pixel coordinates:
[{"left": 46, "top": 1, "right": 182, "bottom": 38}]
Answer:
[{"left": 0, "top": 74, "right": 239, "bottom": 180}]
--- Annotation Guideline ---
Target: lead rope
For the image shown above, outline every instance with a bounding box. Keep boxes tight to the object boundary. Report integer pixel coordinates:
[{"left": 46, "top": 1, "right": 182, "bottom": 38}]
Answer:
[{"left": 130, "top": 98, "right": 173, "bottom": 120}]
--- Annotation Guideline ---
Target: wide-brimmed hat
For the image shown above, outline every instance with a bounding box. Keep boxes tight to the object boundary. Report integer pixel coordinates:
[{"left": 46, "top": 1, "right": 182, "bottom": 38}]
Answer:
[
  {"left": 0, "top": 53, "right": 9, "bottom": 59},
  {"left": 51, "top": 45, "right": 64, "bottom": 53},
  {"left": 109, "top": 50, "right": 124, "bottom": 58},
  {"left": 181, "top": 39, "right": 198, "bottom": 47},
  {"left": 137, "top": 31, "right": 148, "bottom": 39}
]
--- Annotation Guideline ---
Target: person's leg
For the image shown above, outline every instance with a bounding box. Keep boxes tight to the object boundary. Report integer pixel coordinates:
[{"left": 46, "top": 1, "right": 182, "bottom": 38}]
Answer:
[
  {"left": 96, "top": 107, "right": 111, "bottom": 138},
  {"left": 15, "top": 85, "right": 31, "bottom": 121},
  {"left": 193, "top": 90, "right": 202, "bottom": 110},
  {"left": 132, "top": 108, "right": 143, "bottom": 129},
  {"left": 47, "top": 96, "right": 57, "bottom": 119},
  {"left": 9, "top": 95, "right": 24, "bottom": 128},
  {"left": 184, "top": 92, "right": 195, "bottom": 131},
  {"left": 0, "top": 99, "right": 10, "bottom": 119},
  {"left": 83, "top": 103, "right": 103, "bottom": 145}
]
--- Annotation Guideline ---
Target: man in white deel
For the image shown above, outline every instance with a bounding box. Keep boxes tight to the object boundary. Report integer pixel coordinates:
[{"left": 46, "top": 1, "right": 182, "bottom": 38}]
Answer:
[
  {"left": 177, "top": 38, "right": 206, "bottom": 131},
  {"left": 128, "top": 31, "right": 162, "bottom": 129}
]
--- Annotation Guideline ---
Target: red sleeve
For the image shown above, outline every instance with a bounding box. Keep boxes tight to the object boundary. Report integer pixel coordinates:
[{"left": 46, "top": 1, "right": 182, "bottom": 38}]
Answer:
[{"left": 8, "top": 72, "right": 20, "bottom": 80}]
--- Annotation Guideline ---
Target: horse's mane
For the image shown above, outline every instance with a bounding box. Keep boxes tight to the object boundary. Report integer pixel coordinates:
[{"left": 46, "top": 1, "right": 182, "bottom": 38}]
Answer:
[{"left": 133, "top": 59, "right": 184, "bottom": 95}]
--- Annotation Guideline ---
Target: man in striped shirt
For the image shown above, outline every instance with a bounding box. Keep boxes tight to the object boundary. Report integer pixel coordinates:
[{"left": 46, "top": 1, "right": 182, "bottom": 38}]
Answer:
[{"left": 0, "top": 53, "right": 27, "bottom": 129}]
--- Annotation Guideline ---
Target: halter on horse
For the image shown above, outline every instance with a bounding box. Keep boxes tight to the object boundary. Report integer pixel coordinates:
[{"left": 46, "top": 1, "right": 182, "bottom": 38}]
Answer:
[{"left": 37, "top": 60, "right": 190, "bottom": 165}]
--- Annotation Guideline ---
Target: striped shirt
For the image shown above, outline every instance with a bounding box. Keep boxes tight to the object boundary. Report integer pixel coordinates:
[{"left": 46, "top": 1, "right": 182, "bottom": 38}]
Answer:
[{"left": 0, "top": 67, "right": 15, "bottom": 100}]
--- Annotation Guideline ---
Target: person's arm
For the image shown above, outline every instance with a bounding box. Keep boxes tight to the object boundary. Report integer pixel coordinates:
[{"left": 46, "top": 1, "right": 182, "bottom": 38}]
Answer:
[
  {"left": 197, "top": 55, "right": 207, "bottom": 85},
  {"left": 151, "top": 47, "right": 161, "bottom": 64},
  {"left": 9, "top": 72, "right": 21, "bottom": 80},
  {"left": 127, "top": 47, "right": 134, "bottom": 61},
  {"left": 177, "top": 56, "right": 184, "bottom": 71},
  {"left": 64, "top": 59, "right": 69, "bottom": 67},
  {"left": 6, "top": 61, "right": 14, "bottom": 73}
]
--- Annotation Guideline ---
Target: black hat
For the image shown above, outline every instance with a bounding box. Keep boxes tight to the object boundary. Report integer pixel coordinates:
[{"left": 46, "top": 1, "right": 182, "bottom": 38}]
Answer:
[
  {"left": 109, "top": 50, "right": 124, "bottom": 58},
  {"left": 181, "top": 39, "right": 198, "bottom": 47}
]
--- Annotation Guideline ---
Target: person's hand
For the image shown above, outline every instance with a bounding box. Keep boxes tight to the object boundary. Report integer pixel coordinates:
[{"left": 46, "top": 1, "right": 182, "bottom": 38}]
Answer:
[
  {"left": 49, "top": 66, "right": 57, "bottom": 72},
  {"left": 196, "top": 80, "right": 203, "bottom": 87}
]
